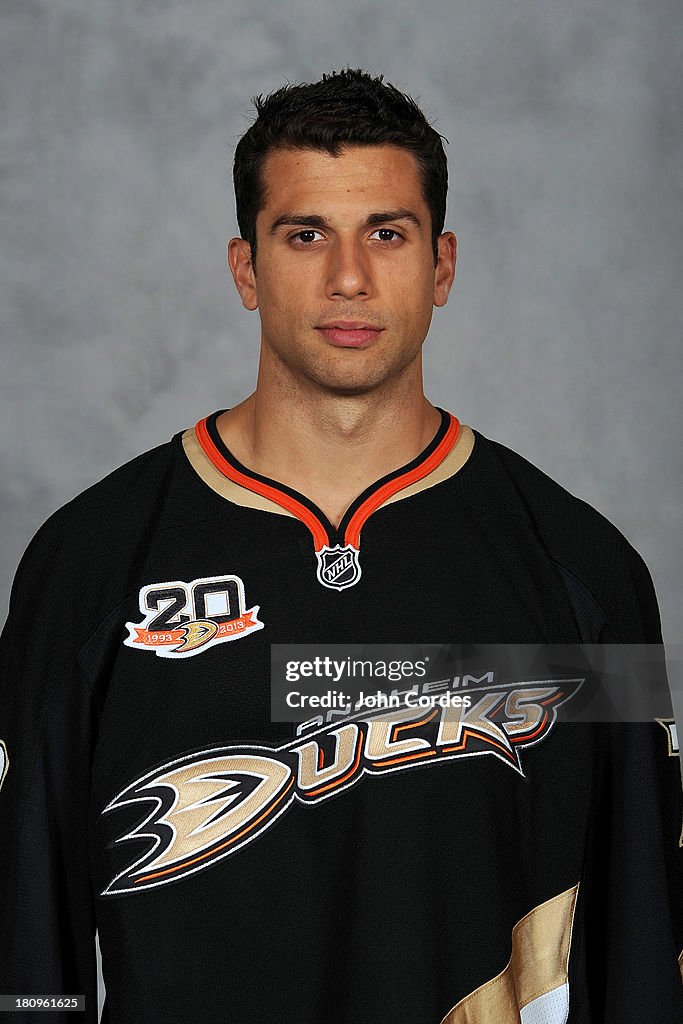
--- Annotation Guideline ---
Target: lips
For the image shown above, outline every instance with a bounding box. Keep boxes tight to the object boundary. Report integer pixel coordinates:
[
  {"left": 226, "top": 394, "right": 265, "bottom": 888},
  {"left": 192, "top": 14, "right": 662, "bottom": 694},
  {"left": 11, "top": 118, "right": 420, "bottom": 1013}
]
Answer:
[{"left": 316, "top": 322, "right": 384, "bottom": 347}]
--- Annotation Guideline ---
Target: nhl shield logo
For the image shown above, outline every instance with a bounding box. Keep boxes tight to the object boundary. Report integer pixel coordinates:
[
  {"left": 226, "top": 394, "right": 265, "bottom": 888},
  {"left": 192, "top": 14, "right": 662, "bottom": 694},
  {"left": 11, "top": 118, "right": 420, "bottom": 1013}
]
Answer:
[{"left": 316, "top": 544, "right": 362, "bottom": 591}]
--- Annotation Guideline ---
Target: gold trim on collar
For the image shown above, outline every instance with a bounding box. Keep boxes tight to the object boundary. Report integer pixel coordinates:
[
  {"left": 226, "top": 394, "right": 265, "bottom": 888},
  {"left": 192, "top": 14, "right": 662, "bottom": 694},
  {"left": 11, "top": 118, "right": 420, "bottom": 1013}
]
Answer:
[
  {"left": 380, "top": 423, "right": 475, "bottom": 506},
  {"left": 181, "top": 422, "right": 476, "bottom": 516},
  {"left": 182, "top": 427, "right": 297, "bottom": 517}
]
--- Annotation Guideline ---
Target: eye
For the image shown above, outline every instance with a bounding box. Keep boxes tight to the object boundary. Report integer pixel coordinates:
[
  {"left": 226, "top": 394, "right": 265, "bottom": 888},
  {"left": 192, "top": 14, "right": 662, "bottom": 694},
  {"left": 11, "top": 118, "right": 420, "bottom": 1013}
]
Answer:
[
  {"left": 291, "top": 229, "right": 324, "bottom": 244},
  {"left": 370, "top": 228, "right": 403, "bottom": 242}
]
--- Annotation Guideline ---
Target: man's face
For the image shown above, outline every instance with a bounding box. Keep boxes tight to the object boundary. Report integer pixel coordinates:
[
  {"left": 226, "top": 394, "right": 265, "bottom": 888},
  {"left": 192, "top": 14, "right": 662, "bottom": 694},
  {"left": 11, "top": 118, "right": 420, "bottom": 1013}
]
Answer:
[{"left": 229, "top": 144, "right": 456, "bottom": 396}]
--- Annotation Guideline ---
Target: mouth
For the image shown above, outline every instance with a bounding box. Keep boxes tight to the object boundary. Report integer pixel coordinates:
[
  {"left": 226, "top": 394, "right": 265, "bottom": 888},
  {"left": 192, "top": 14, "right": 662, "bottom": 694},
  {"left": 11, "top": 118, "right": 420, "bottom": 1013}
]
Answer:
[{"left": 316, "top": 322, "right": 384, "bottom": 348}]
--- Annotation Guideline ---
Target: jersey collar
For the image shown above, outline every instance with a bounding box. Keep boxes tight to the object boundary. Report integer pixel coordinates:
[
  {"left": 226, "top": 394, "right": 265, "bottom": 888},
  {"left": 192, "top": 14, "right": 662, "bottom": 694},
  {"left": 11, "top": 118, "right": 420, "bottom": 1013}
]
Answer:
[{"left": 197, "top": 409, "right": 458, "bottom": 548}]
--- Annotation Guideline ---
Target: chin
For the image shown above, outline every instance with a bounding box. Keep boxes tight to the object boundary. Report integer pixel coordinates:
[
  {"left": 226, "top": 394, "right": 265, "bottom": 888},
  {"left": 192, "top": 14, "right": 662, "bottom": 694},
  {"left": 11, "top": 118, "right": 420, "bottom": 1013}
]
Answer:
[{"left": 314, "top": 379, "right": 380, "bottom": 396}]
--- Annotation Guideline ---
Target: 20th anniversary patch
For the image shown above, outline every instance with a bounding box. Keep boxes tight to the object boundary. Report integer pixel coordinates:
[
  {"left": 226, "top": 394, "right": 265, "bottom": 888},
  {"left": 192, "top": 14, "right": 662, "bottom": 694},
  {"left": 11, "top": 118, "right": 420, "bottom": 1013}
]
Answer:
[{"left": 124, "top": 573, "right": 263, "bottom": 658}]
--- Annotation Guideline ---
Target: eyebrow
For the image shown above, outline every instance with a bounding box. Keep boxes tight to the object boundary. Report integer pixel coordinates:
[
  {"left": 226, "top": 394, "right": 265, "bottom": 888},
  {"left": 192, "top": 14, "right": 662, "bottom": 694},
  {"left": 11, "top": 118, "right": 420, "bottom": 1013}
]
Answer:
[{"left": 268, "top": 209, "right": 422, "bottom": 234}]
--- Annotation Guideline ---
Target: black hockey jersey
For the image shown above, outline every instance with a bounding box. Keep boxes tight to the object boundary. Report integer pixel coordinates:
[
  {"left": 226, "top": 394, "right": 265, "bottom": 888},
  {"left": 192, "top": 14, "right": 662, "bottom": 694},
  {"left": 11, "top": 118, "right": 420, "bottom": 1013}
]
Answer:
[{"left": 1, "top": 408, "right": 681, "bottom": 1023}]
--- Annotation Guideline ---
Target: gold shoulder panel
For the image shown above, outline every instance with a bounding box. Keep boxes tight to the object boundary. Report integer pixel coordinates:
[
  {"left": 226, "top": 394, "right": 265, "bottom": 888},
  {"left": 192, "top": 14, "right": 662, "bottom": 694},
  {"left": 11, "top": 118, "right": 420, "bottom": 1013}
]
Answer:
[{"left": 440, "top": 884, "right": 580, "bottom": 1023}]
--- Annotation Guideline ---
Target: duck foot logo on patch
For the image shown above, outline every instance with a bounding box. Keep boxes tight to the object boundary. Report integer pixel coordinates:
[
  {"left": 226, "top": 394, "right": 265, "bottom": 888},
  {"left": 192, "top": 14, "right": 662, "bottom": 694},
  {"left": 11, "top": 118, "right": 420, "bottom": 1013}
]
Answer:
[{"left": 316, "top": 544, "right": 361, "bottom": 590}]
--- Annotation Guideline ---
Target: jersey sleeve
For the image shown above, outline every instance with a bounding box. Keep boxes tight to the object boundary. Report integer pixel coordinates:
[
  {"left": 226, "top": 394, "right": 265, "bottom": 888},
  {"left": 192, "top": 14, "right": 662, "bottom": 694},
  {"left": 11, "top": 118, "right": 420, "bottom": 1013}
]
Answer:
[
  {"left": 582, "top": 544, "right": 683, "bottom": 1021},
  {"left": 437, "top": 435, "right": 682, "bottom": 1016},
  {"left": 0, "top": 519, "right": 101, "bottom": 1023}
]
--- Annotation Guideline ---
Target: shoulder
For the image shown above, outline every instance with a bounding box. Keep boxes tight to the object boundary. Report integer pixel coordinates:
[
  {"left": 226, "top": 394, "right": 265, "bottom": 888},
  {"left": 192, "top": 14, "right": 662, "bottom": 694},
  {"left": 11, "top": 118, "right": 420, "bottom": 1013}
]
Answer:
[
  {"left": 6, "top": 434, "right": 190, "bottom": 622},
  {"left": 475, "top": 431, "right": 662, "bottom": 643},
  {"left": 20, "top": 436, "right": 175, "bottom": 546},
  {"left": 479, "top": 433, "right": 622, "bottom": 531}
]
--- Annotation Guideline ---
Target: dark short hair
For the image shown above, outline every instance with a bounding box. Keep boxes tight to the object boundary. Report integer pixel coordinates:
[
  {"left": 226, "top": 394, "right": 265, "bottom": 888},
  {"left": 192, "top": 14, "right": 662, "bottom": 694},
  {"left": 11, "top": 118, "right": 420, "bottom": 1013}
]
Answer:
[{"left": 233, "top": 68, "right": 448, "bottom": 268}]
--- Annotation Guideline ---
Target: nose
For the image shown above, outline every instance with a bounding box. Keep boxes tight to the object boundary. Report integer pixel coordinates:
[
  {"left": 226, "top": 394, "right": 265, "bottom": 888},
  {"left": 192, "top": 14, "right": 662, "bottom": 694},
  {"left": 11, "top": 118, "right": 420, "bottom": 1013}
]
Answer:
[{"left": 325, "top": 236, "right": 372, "bottom": 300}]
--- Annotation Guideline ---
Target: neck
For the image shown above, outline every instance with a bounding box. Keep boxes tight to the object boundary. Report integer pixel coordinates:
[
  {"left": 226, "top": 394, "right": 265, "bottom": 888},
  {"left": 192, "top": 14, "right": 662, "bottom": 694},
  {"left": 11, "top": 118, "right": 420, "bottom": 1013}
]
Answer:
[{"left": 215, "top": 371, "right": 443, "bottom": 528}]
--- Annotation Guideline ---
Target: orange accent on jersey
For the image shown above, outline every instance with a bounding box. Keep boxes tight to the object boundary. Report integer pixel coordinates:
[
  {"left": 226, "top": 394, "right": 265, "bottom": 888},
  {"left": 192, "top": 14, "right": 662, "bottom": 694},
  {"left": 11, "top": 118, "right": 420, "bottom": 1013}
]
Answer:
[
  {"left": 373, "top": 749, "right": 439, "bottom": 768},
  {"left": 511, "top": 712, "right": 548, "bottom": 745},
  {"left": 133, "top": 627, "right": 185, "bottom": 646},
  {"left": 306, "top": 735, "right": 364, "bottom": 798},
  {"left": 195, "top": 417, "right": 329, "bottom": 551},
  {"left": 195, "top": 413, "right": 461, "bottom": 554},
  {"left": 344, "top": 415, "right": 461, "bottom": 548},
  {"left": 512, "top": 711, "right": 550, "bottom": 745},
  {"left": 508, "top": 694, "right": 563, "bottom": 746},
  {"left": 393, "top": 710, "right": 439, "bottom": 736},
  {"left": 442, "top": 730, "right": 515, "bottom": 762}
]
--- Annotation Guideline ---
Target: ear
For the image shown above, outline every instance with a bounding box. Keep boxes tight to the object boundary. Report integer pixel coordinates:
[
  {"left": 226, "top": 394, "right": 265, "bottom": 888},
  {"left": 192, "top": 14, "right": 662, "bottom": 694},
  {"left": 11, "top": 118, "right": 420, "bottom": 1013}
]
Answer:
[
  {"left": 433, "top": 232, "right": 457, "bottom": 308},
  {"left": 227, "top": 237, "right": 258, "bottom": 311}
]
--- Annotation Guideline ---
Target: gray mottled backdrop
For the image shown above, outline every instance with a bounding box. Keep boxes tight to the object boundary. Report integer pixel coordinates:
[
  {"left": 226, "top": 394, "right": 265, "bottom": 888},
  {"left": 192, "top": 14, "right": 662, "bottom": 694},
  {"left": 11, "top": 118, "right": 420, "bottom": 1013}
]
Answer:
[{"left": 2, "top": 1, "right": 681, "bottom": 1017}]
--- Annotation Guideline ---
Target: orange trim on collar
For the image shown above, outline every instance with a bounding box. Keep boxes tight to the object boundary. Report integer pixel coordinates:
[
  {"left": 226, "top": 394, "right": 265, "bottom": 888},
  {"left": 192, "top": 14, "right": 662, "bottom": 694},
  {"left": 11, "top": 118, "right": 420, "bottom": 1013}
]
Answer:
[
  {"left": 344, "top": 414, "right": 460, "bottom": 547},
  {"left": 194, "top": 412, "right": 461, "bottom": 553},
  {"left": 195, "top": 417, "right": 329, "bottom": 550}
]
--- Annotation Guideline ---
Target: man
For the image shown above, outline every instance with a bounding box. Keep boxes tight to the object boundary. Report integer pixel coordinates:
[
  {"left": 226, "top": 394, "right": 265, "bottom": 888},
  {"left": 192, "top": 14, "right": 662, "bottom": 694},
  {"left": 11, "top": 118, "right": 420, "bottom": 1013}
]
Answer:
[{"left": 1, "top": 69, "right": 681, "bottom": 1023}]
